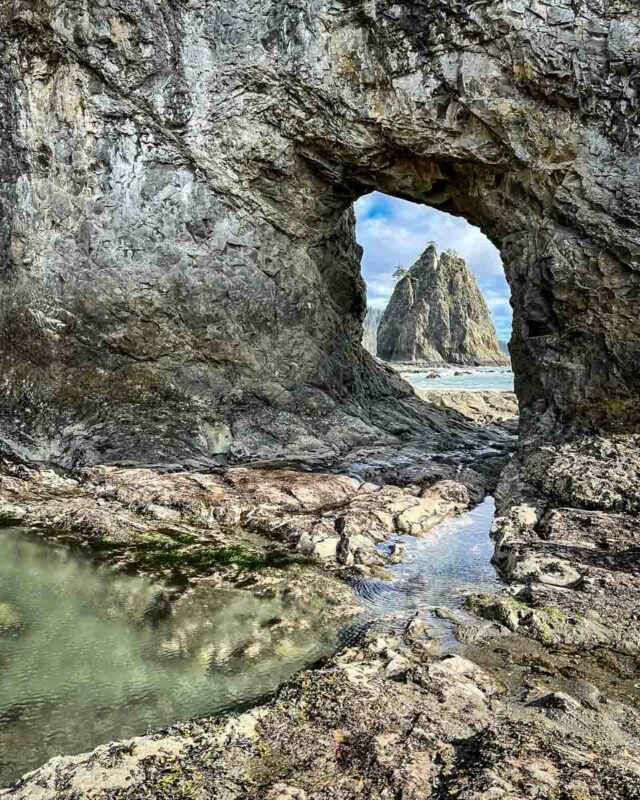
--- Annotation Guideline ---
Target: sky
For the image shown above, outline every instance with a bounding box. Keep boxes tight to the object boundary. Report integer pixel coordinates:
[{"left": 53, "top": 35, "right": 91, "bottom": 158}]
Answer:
[{"left": 354, "top": 192, "right": 513, "bottom": 341}]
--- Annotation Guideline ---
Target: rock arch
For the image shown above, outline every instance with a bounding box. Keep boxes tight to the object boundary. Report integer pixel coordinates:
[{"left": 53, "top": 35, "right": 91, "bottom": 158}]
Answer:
[{"left": 0, "top": 0, "right": 638, "bottom": 466}]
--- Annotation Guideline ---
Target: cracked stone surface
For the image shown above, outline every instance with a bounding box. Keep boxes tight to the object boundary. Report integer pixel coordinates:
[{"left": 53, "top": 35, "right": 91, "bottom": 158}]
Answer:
[
  {"left": 469, "top": 434, "right": 640, "bottom": 654},
  {"left": 0, "top": 0, "right": 639, "bottom": 466},
  {"left": 0, "top": 457, "right": 488, "bottom": 577}
]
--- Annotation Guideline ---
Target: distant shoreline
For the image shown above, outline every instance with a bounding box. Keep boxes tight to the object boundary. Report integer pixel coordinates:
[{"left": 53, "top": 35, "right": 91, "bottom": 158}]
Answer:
[
  {"left": 394, "top": 363, "right": 515, "bottom": 394},
  {"left": 389, "top": 361, "right": 512, "bottom": 374}
]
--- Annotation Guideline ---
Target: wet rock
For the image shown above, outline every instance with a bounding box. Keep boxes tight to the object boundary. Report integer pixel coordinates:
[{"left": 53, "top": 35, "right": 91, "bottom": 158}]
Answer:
[
  {"left": 403, "top": 611, "right": 427, "bottom": 642},
  {"left": 483, "top": 436, "right": 640, "bottom": 654},
  {"left": 0, "top": 465, "right": 483, "bottom": 576},
  {"left": 512, "top": 556, "right": 582, "bottom": 588},
  {"left": 384, "top": 654, "right": 412, "bottom": 679},
  {"left": 0, "top": 1, "right": 637, "bottom": 784},
  {"left": 311, "top": 537, "right": 339, "bottom": 561},
  {"left": 456, "top": 621, "right": 510, "bottom": 644},
  {"left": 433, "top": 607, "right": 464, "bottom": 624},
  {"left": 386, "top": 543, "right": 404, "bottom": 565},
  {"left": 396, "top": 481, "right": 471, "bottom": 536}
]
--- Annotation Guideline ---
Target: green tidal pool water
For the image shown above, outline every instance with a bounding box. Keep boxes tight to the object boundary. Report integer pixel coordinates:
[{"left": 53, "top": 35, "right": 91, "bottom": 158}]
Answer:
[
  {"left": 0, "top": 499, "right": 499, "bottom": 786},
  {"left": 0, "top": 532, "right": 343, "bottom": 786}
]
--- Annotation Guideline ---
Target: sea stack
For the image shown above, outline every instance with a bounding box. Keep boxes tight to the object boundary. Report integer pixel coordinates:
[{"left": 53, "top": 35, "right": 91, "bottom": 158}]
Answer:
[{"left": 377, "top": 245, "right": 508, "bottom": 366}]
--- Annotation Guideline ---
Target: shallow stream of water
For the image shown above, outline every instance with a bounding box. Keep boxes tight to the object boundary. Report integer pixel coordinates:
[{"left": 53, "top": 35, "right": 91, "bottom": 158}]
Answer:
[
  {"left": 354, "top": 498, "right": 500, "bottom": 640},
  {"left": 0, "top": 499, "right": 499, "bottom": 785}
]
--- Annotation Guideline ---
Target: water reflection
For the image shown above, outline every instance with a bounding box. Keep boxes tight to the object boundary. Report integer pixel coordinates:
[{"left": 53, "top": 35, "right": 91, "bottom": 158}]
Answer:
[
  {"left": 353, "top": 497, "right": 500, "bottom": 640},
  {"left": 0, "top": 534, "right": 343, "bottom": 785},
  {"left": 0, "top": 498, "right": 499, "bottom": 786}
]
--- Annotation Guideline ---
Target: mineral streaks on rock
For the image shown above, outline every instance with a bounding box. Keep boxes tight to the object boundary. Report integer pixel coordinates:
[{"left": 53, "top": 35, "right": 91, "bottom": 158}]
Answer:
[
  {"left": 0, "top": 1, "right": 639, "bottom": 466},
  {"left": 377, "top": 245, "right": 506, "bottom": 365}
]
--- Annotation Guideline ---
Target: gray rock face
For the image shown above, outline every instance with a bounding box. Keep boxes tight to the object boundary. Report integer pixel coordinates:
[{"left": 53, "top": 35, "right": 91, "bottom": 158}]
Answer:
[
  {"left": 0, "top": 1, "right": 639, "bottom": 466},
  {"left": 377, "top": 245, "right": 506, "bottom": 365},
  {"left": 362, "top": 306, "right": 383, "bottom": 356}
]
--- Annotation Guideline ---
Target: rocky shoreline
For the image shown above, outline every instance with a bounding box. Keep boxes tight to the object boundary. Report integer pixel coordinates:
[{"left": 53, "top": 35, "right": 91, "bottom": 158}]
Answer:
[
  {"left": 0, "top": 393, "right": 518, "bottom": 586},
  {"left": 0, "top": 459, "right": 487, "bottom": 585},
  {"left": 392, "top": 364, "right": 511, "bottom": 375},
  {"left": 2, "top": 395, "right": 640, "bottom": 797},
  {"left": 478, "top": 434, "right": 640, "bottom": 656},
  {"left": 3, "top": 583, "right": 639, "bottom": 799},
  {"left": 414, "top": 390, "right": 518, "bottom": 426},
  {"left": 2, "top": 0, "right": 639, "bottom": 793}
]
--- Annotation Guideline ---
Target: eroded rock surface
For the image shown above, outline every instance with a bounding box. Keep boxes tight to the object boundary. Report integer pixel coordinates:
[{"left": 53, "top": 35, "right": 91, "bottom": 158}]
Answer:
[
  {"left": 0, "top": 0, "right": 638, "bottom": 464},
  {"left": 470, "top": 434, "right": 640, "bottom": 654},
  {"left": 0, "top": 459, "right": 489, "bottom": 578},
  {"left": 1, "top": 1, "right": 640, "bottom": 794},
  {"left": 3, "top": 428, "right": 640, "bottom": 797},
  {"left": 377, "top": 245, "right": 506, "bottom": 365}
]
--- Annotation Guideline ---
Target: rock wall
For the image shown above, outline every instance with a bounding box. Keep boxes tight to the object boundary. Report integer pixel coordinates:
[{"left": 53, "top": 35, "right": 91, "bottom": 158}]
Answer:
[
  {"left": 377, "top": 244, "right": 506, "bottom": 365},
  {"left": 1, "top": 1, "right": 639, "bottom": 467},
  {"left": 362, "top": 306, "right": 383, "bottom": 356}
]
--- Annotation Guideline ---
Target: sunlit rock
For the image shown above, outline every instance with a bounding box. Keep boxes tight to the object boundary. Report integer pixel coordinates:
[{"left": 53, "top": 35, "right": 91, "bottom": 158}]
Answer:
[{"left": 377, "top": 245, "right": 506, "bottom": 365}]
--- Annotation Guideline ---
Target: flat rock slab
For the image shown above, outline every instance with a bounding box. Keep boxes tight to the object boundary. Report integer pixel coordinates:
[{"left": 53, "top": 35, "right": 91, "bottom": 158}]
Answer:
[
  {"left": 0, "top": 460, "right": 485, "bottom": 576},
  {"left": 415, "top": 390, "right": 519, "bottom": 423}
]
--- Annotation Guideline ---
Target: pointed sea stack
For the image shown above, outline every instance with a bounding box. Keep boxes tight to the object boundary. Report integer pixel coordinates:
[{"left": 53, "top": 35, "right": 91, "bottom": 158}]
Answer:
[{"left": 377, "top": 245, "right": 508, "bottom": 366}]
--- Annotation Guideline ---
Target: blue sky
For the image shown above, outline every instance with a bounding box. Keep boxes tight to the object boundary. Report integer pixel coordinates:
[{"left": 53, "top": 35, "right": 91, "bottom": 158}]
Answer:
[{"left": 354, "top": 192, "right": 513, "bottom": 340}]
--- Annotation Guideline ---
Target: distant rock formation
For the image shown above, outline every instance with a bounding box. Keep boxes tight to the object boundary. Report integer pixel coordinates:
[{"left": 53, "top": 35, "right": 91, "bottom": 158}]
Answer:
[
  {"left": 362, "top": 307, "right": 384, "bottom": 356},
  {"left": 377, "top": 246, "right": 507, "bottom": 366}
]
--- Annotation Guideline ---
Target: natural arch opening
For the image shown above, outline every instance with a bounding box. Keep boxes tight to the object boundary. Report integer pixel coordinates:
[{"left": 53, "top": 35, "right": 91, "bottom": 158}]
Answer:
[
  {"left": 2, "top": 0, "right": 638, "bottom": 471},
  {"left": 310, "top": 139, "right": 637, "bottom": 448}
]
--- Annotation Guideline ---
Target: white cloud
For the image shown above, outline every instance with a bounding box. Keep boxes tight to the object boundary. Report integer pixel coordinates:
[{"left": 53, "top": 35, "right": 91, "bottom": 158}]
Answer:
[
  {"left": 486, "top": 296, "right": 512, "bottom": 311},
  {"left": 354, "top": 192, "right": 513, "bottom": 339}
]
